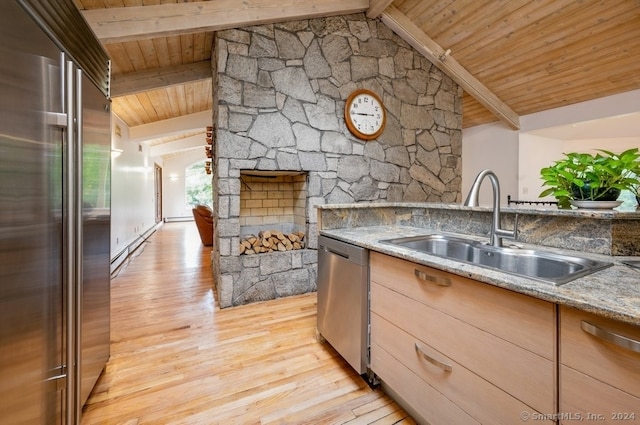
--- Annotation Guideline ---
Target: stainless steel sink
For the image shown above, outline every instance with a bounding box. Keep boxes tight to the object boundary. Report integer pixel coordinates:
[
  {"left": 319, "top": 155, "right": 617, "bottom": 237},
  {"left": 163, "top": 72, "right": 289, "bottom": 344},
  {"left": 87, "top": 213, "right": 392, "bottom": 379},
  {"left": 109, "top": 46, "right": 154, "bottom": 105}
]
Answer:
[{"left": 380, "top": 234, "right": 613, "bottom": 285}]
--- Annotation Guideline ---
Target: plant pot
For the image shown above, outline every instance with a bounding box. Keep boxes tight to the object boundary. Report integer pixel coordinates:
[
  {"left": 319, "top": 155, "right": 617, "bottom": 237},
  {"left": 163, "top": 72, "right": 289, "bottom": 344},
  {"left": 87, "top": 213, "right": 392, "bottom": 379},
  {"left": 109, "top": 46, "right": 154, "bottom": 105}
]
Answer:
[{"left": 570, "top": 183, "right": 620, "bottom": 201}]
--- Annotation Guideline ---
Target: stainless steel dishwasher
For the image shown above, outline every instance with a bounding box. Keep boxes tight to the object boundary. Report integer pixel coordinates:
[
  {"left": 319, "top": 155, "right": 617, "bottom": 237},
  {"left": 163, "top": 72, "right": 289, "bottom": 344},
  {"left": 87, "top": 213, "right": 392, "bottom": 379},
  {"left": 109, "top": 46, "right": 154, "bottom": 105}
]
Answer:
[{"left": 317, "top": 235, "right": 369, "bottom": 375}]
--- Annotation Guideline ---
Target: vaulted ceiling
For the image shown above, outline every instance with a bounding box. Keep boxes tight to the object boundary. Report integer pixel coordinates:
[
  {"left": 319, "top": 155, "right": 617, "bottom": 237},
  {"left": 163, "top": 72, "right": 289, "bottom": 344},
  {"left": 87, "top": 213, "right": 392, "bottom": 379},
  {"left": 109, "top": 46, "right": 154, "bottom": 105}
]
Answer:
[{"left": 74, "top": 0, "right": 640, "bottom": 150}]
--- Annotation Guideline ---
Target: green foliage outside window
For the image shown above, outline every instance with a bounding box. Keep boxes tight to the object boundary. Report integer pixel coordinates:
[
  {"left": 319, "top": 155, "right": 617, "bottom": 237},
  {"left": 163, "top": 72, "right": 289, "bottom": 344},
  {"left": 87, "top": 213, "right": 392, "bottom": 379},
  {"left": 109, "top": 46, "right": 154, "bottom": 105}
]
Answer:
[{"left": 185, "top": 161, "right": 212, "bottom": 208}]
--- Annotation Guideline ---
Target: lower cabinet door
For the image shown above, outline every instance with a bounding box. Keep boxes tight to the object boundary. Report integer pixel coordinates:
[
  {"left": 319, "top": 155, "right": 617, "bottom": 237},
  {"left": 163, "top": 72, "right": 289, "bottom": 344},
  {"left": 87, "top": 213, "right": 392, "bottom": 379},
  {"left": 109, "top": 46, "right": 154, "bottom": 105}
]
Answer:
[
  {"left": 560, "top": 306, "right": 640, "bottom": 398},
  {"left": 371, "top": 339, "right": 480, "bottom": 425},
  {"left": 560, "top": 306, "right": 640, "bottom": 424},
  {"left": 371, "top": 313, "right": 554, "bottom": 425},
  {"left": 560, "top": 365, "right": 640, "bottom": 424},
  {"left": 370, "top": 281, "right": 555, "bottom": 414}
]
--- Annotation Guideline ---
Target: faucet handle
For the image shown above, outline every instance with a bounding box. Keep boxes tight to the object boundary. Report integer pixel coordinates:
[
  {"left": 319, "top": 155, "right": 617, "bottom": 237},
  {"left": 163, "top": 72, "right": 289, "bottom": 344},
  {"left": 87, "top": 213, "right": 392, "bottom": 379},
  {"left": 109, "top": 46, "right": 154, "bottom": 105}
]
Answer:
[{"left": 495, "top": 213, "right": 518, "bottom": 242}]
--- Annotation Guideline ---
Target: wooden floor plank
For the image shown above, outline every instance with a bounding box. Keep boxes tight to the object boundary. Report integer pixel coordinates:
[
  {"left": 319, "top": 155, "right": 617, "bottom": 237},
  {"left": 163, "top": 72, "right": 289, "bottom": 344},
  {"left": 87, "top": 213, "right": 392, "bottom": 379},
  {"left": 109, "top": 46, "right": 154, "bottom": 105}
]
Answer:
[{"left": 81, "top": 222, "right": 412, "bottom": 425}]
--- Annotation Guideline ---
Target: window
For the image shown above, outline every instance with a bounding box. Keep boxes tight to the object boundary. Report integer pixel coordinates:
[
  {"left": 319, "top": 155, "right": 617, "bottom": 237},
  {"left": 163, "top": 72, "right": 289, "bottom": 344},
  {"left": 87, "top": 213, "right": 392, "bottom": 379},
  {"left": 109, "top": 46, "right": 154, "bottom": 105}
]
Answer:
[{"left": 185, "top": 161, "right": 212, "bottom": 208}]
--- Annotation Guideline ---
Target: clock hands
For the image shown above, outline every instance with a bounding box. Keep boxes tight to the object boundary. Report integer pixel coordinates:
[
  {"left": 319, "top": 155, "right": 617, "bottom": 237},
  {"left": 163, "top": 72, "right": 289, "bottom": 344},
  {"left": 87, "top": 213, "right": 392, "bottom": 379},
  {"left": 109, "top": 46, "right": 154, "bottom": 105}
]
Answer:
[{"left": 352, "top": 112, "right": 375, "bottom": 116}]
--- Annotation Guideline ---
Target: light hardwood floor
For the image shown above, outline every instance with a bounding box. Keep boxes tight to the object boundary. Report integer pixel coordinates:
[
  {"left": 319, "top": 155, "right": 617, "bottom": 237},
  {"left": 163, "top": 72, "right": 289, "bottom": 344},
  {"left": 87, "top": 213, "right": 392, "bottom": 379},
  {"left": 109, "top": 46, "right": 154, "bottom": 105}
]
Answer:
[{"left": 81, "top": 222, "right": 414, "bottom": 425}]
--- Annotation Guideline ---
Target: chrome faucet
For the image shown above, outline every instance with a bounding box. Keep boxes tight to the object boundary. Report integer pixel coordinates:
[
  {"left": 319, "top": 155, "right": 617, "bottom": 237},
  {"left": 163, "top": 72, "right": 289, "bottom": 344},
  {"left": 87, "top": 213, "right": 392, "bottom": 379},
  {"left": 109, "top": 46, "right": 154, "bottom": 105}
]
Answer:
[{"left": 464, "top": 169, "right": 517, "bottom": 247}]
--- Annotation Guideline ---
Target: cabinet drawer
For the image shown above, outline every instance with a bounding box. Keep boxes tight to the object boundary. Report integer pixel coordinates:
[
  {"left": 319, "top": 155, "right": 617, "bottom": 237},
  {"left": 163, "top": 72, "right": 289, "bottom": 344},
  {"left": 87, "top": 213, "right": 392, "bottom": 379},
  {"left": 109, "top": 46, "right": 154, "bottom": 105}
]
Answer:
[
  {"left": 371, "top": 282, "right": 555, "bottom": 414},
  {"left": 560, "top": 365, "right": 640, "bottom": 424},
  {"left": 370, "top": 252, "right": 555, "bottom": 359},
  {"left": 371, "top": 339, "right": 480, "bottom": 425},
  {"left": 371, "top": 312, "right": 554, "bottom": 425},
  {"left": 560, "top": 306, "right": 640, "bottom": 398}
]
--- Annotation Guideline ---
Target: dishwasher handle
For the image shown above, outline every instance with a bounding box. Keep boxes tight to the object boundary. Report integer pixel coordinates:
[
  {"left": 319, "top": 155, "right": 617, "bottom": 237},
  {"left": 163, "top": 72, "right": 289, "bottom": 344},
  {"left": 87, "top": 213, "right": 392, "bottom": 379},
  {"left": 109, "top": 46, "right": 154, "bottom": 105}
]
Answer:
[
  {"left": 322, "top": 246, "right": 350, "bottom": 259},
  {"left": 318, "top": 235, "right": 369, "bottom": 266}
]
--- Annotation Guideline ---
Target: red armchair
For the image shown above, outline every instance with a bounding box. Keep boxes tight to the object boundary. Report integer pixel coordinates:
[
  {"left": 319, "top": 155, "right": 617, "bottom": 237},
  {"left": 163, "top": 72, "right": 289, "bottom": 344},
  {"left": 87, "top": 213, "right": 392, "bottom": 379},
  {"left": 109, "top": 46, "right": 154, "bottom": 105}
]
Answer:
[{"left": 192, "top": 204, "right": 214, "bottom": 246}]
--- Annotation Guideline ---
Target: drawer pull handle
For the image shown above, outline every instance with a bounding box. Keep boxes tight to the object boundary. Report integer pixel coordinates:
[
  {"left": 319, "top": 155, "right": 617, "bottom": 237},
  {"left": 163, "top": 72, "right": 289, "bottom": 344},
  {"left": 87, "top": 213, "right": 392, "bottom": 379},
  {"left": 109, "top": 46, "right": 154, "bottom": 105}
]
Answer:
[
  {"left": 414, "top": 269, "right": 451, "bottom": 287},
  {"left": 415, "top": 343, "right": 453, "bottom": 372},
  {"left": 581, "top": 321, "right": 640, "bottom": 354}
]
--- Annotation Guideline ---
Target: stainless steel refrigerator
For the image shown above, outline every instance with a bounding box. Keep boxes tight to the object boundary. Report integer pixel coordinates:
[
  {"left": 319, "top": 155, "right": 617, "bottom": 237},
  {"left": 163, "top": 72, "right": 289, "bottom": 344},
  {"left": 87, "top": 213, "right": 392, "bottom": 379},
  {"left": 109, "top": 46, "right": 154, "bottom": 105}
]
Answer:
[{"left": 0, "top": 1, "right": 111, "bottom": 424}]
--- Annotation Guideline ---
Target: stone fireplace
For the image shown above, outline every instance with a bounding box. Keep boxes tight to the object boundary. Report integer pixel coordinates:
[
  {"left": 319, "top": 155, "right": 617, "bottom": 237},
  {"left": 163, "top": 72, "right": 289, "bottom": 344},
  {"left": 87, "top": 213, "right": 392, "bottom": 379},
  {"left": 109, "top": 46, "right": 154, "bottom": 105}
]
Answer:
[
  {"left": 239, "top": 171, "right": 307, "bottom": 240},
  {"left": 216, "top": 169, "right": 317, "bottom": 308},
  {"left": 212, "top": 14, "right": 463, "bottom": 308}
]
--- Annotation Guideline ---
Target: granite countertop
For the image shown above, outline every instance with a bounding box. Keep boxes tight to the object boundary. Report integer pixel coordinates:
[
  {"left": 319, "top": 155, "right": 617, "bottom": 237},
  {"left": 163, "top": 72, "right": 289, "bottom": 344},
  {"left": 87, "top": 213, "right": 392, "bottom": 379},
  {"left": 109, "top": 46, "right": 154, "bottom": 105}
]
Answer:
[{"left": 320, "top": 225, "right": 640, "bottom": 326}]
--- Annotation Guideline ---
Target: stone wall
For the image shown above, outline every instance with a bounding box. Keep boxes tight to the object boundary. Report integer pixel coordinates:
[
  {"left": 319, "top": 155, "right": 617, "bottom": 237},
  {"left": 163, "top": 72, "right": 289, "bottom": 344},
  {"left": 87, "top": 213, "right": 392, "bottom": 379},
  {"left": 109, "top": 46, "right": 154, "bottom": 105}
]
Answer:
[{"left": 213, "top": 13, "right": 463, "bottom": 307}]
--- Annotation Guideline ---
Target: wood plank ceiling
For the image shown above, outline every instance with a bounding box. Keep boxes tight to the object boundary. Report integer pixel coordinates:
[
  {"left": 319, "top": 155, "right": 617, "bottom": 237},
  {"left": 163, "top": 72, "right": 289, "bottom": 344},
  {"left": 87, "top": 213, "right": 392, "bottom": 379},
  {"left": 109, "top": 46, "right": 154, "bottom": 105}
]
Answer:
[{"left": 74, "top": 0, "right": 640, "bottom": 143}]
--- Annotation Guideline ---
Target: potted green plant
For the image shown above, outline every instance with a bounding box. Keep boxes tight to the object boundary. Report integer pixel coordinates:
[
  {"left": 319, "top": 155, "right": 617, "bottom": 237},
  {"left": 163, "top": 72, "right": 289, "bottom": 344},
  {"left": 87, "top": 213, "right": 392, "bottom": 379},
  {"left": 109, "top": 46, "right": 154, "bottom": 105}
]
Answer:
[
  {"left": 539, "top": 148, "right": 640, "bottom": 209},
  {"left": 629, "top": 180, "right": 640, "bottom": 206}
]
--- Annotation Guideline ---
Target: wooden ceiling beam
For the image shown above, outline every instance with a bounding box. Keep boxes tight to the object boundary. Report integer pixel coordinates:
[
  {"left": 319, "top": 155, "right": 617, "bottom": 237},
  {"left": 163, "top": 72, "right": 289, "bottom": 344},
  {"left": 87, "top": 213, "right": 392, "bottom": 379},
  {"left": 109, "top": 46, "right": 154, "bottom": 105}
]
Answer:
[
  {"left": 367, "top": 0, "right": 394, "bottom": 19},
  {"left": 150, "top": 133, "right": 205, "bottom": 158},
  {"left": 381, "top": 5, "right": 520, "bottom": 130},
  {"left": 128, "top": 110, "right": 212, "bottom": 142},
  {"left": 111, "top": 60, "right": 212, "bottom": 98},
  {"left": 82, "top": 0, "right": 369, "bottom": 44}
]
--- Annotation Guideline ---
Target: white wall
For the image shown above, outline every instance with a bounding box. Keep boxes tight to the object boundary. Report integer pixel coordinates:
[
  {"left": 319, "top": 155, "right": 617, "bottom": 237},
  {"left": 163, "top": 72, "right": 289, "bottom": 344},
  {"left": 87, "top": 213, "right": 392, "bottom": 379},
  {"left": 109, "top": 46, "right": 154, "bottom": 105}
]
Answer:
[
  {"left": 110, "top": 114, "right": 158, "bottom": 259},
  {"left": 463, "top": 89, "right": 640, "bottom": 206},
  {"left": 160, "top": 149, "right": 209, "bottom": 219},
  {"left": 110, "top": 112, "right": 212, "bottom": 260},
  {"left": 109, "top": 110, "right": 213, "bottom": 258},
  {"left": 518, "top": 134, "right": 563, "bottom": 200},
  {"left": 461, "top": 123, "right": 519, "bottom": 205},
  {"left": 520, "top": 90, "right": 640, "bottom": 133},
  {"left": 529, "top": 137, "right": 640, "bottom": 201},
  {"left": 563, "top": 138, "right": 639, "bottom": 154}
]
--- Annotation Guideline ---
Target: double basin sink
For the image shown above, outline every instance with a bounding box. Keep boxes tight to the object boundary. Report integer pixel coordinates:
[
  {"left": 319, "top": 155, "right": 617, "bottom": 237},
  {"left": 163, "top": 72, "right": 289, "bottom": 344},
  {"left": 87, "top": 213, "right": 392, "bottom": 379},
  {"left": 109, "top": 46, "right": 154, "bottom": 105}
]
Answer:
[{"left": 380, "top": 234, "right": 612, "bottom": 285}]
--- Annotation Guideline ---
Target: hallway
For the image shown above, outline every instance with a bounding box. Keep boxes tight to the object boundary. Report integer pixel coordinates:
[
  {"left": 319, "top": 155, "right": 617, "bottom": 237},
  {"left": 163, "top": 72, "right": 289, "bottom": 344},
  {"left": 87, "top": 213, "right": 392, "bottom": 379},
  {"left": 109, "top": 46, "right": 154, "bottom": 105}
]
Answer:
[{"left": 81, "top": 222, "right": 412, "bottom": 424}]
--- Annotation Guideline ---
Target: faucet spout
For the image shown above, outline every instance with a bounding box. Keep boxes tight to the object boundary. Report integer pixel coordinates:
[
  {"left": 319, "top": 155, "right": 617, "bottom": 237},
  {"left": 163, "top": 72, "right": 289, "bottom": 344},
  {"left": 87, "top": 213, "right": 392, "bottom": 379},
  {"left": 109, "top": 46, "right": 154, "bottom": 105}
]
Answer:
[{"left": 463, "top": 169, "right": 517, "bottom": 247}]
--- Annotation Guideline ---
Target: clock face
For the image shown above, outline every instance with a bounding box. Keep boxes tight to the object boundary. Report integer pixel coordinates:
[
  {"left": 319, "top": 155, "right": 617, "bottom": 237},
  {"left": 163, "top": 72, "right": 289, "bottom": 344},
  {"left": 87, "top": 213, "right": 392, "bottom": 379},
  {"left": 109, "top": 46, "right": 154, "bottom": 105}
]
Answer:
[{"left": 345, "top": 89, "right": 386, "bottom": 140}]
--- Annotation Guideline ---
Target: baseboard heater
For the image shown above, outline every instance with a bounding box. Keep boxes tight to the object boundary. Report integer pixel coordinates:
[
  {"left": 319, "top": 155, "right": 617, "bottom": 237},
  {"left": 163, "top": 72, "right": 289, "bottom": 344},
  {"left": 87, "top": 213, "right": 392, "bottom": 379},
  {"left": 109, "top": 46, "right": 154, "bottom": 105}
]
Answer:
[
  {"left": 110, "top": 248, "right": 129, "bottom": 274},
  {"left": 110, "top": 223, "right": 161, "bottom": 275},
  {"left": 164, "top": 216, "right": 194, "bottom": 223}
]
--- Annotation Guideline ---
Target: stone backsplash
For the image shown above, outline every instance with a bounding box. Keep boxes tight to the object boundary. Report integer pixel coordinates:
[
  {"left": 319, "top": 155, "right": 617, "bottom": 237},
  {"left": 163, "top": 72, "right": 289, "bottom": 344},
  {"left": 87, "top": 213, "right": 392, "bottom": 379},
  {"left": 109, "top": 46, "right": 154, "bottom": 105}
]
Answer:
[
  {"left": 213, "top": 14, "right": 463, "bottom": 307},
  {"left": 317, "top": 203, "right": 640, "bottom": 256}
]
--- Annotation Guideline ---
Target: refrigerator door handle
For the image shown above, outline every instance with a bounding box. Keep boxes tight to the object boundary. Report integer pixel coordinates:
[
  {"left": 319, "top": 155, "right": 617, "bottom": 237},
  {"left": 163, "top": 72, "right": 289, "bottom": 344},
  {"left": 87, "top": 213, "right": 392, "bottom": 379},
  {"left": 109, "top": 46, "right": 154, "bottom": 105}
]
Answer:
[
  {"left": 46, "top": 365, "right": 68, "bottom": 392},
  {"left": 64, "top": 58, "right": 74, "bottom": 425},
  {"left": 45, "top": 111, "right": 67, "bottom": 127},
  {"left": 73, "top": 65, "right": 84, "bottom": 425},
  {"left": 64, "top": 58, "right": 81, "bottom": 425}
]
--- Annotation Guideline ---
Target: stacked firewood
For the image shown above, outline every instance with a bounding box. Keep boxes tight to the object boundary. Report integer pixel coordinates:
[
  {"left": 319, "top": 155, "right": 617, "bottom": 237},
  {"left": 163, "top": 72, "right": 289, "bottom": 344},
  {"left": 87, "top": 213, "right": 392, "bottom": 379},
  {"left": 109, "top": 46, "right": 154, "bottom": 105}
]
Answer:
[{"left": 239, "top": 230, "right": 306, "bottom": 255}]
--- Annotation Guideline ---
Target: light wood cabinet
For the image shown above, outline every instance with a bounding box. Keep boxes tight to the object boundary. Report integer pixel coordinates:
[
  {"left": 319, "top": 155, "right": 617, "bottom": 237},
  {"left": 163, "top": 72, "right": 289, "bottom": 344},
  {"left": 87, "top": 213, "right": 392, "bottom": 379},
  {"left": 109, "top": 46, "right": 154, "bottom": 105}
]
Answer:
[
  {"left": 370, "top": 251, "right": 556, "bottom": 425},
  {"left": 559, "top": 306, "right": 640, "bottom": 424}
]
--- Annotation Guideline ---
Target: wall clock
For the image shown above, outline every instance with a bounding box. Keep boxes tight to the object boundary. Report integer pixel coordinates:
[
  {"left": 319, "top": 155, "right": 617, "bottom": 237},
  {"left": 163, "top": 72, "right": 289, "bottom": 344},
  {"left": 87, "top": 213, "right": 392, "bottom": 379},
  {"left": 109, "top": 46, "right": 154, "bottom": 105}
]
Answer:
[{"left": 344, "top": 89, "right": 386, "bottom": 140}]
